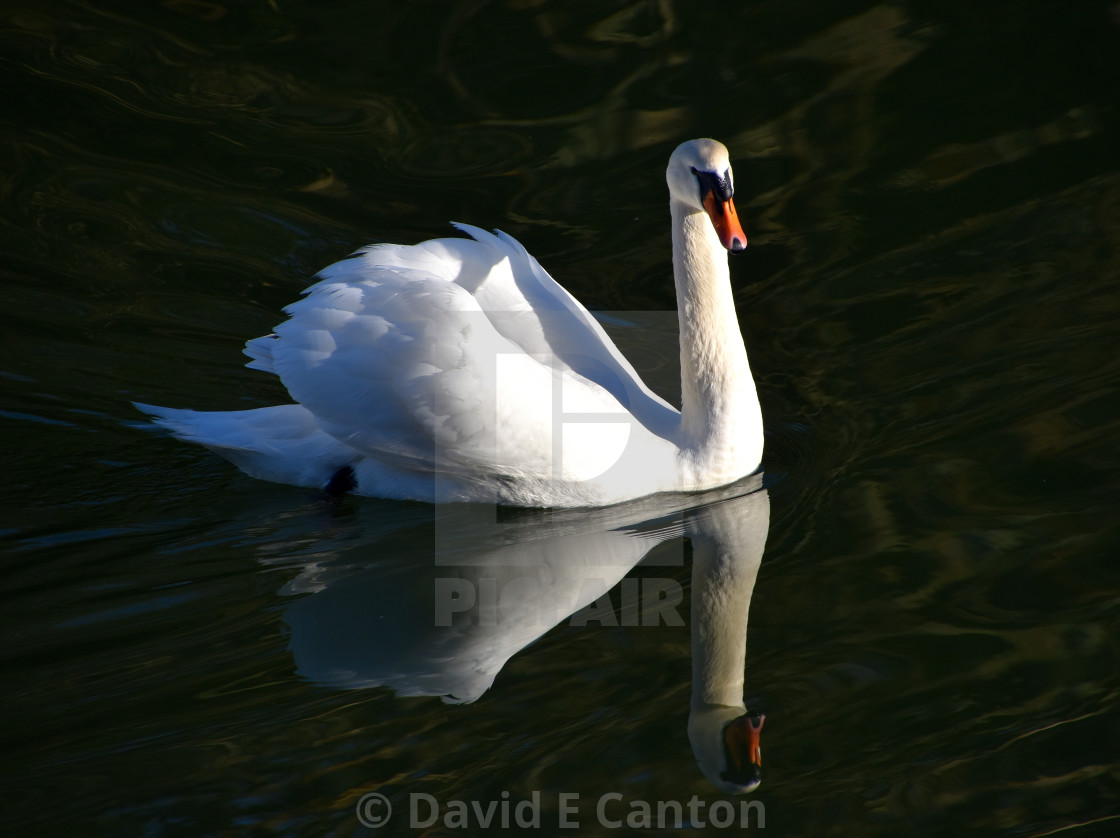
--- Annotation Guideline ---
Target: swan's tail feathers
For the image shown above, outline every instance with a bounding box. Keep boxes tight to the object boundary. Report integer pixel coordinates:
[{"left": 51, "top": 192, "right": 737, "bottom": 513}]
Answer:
[
  {"left": 243, "top": 333, "right": 278, "bottom": 373},
  {"left": 133, "top": 402, "right": 357, "bottom": 490}
]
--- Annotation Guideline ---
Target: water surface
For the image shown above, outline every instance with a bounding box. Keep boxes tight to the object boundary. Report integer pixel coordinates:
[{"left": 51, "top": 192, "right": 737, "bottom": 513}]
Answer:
[{"left": 2, "top": 1, "right": 1119, "bottom": 835}]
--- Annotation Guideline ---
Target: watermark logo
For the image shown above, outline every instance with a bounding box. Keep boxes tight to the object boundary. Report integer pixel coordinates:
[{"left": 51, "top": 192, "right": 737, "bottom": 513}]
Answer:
[
  {"left": 434, "top": 576, "right": 684, "bottom": 628},
  {"left": 354, "top": 790, "right": 764, "bottom": 830},
  {"left": 431, "top": 311, "right": 685, "bottom": 560},
  {"left": 355, "top": 792, "right": 392, "bottom": 829}
]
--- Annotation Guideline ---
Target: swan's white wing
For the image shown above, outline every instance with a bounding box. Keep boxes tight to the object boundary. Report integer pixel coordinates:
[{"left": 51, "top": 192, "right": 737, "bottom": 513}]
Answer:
[
  {"left": 454, "top": 224, "right": 680, "bottom": 438},
  {"left": 249, "top": 226, "right": 680, "bottom": 437},
  {"left": 246, "top": 249, "right": 646, "bottom": 489}
]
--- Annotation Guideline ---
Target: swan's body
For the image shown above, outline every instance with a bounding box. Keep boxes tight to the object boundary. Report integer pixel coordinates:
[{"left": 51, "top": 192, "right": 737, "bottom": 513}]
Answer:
[{"left": 138, "top": 139, "right": 762, "bottom": 507}]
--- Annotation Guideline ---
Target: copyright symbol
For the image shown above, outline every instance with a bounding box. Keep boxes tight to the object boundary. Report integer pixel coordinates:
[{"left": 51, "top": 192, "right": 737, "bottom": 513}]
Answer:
[{"left": 356, "top": 792, "right": 392, "bottom": 828}]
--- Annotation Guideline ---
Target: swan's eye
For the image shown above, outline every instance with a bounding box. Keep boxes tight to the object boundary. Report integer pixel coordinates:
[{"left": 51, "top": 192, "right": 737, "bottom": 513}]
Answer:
[{"left": 692, "top": 168, "right": 734, "bottom": 203}]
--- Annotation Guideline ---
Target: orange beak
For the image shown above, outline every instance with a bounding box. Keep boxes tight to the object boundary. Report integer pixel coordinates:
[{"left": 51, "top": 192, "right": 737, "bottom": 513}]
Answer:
[
  {"left": 724, "top": 712, "right": 765, "bottom": 769},
  {"left": 703, "top": 190, "right": 748, "bottom": 252}
]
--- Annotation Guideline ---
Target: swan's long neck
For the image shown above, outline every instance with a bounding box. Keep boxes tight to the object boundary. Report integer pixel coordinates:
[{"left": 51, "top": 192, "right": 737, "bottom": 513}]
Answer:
[
  {"left": 671, "top": 200, "right": 760, "bottom": 477},
  {"left": 688, "top": 503, "right": 764, "bottom": 710}
]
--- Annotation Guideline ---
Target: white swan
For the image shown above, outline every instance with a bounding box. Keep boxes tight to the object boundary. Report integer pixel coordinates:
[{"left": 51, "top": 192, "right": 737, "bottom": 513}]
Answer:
[{"left": 137, "top": 138, "right": 762, "bottom": 507}]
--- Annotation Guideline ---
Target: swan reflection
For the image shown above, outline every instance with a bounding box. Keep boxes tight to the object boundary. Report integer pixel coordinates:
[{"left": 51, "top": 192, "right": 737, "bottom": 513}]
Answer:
[{"left": 281, "top": 476, "right": 769, "bottom": 792}]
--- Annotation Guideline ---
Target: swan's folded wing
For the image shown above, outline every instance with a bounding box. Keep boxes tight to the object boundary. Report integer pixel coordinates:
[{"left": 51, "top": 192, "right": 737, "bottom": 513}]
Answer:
[
  {"left": 457, "top": 224, "right": 679, "bottom": 439},
  {"left": 258, "top": 265, "right": 636, "bottom": 483},
  {"left": 307, "top": 226, "right": 680, "bottom": 440}
]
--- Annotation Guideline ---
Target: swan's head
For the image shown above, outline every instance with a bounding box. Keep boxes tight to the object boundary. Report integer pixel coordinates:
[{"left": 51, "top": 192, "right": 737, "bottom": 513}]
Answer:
[
  {"left": 667, "top": 138, "right": 748, "bottom": 252},
  {"left": 688, "top": 706, "right": 765, "bottom": 794}
]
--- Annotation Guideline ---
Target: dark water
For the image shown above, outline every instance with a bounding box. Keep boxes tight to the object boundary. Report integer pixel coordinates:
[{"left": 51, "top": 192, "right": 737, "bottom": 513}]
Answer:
[{"left": 3, "top": 1, "right": 1120, "bottom": 835}]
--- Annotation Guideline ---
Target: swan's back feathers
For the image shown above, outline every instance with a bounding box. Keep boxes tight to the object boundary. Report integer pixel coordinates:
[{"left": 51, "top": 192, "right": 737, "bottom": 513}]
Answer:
[
  {"left": 235, "top": 226, "right": 681, "bottom": 502},
  {"left": 268, "top": 225, "right": 677, "bottom": 429}
]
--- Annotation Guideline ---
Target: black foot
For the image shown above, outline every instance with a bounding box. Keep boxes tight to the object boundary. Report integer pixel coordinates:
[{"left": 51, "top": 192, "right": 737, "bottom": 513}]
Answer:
[{"left": 323, "top": 465, "right": 357, "bottom": 499}]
